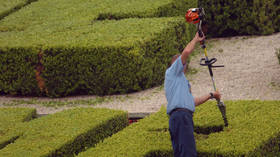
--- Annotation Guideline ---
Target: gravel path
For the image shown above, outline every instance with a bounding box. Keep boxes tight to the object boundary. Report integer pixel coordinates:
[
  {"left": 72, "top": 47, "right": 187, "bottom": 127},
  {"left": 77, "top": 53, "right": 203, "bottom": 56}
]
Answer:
[{"left": 1, "top": 33, "right": 280, "bottom": 115}]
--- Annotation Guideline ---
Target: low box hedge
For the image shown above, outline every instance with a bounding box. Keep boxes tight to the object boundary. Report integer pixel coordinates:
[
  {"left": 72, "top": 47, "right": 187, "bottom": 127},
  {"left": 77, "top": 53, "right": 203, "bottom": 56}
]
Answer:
[
  {"left": 0, "top": 0, "right": 196, "bottom": 32},
  {"left": 0, "top": 17, "right": 194, "bottom": 97},
  {"left": 0, "top": 107, "right": 36, "bottom": 149},
  {"left": 78, "top": 100, "right": 280, "bottom": 156},
  {"left": 0, "top": 47, "right": 41, "bottom": 95},
  {"left": 77, "top": 106, "right": 172, "bottom": 157},
  {"left": 0, "top": 0, "right": 36, "bottom": 20},
  {"left": 0, "top": 108, "right": 128, "bottom": 157},
  {"left": 0, "top": 0, "right": 197, "bottom": 97},
  {"left": 199, "top": 0, "right": 280, "bottom": 37}
]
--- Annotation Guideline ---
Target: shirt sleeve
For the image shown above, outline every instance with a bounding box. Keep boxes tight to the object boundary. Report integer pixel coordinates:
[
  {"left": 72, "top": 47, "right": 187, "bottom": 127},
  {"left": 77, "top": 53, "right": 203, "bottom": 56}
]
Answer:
[{"left": 167, "top": 55, "right": 184, "bottom": 76}]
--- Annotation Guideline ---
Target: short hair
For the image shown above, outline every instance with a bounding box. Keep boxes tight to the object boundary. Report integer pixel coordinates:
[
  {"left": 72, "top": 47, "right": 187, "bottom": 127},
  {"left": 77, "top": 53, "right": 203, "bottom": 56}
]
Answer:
[{"left": 169, "top": 54, "right": 180, "bottom": 67}]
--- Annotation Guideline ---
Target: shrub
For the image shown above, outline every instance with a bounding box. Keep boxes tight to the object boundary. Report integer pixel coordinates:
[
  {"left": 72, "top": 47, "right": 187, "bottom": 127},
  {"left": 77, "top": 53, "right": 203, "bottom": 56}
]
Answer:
[
  {"left": 0, "top": 0, "right": 35, "bottom": 20},
  {"left": 199, "top": 0, "right": 280, "bottom": 37},
  {"left": 0, "top": 107, "right": 36, "bottom": 149},
  {"left": 0, "top": 47, "right": 41, "bottom": 96},
  {"left": 78, "top": 101, "right": 280, "bottom": 156},
  {"left": 0, "top": 17, "right": 194, "bottom": 97},
  {"left": 0, "top": 108, "right": 128, "bottom": 157},
  {"left": 0, "top": 0, "right": 197, "bottom": 97},
  {"left": 77, "top": 107, "right": 172, "bottom": 157}
]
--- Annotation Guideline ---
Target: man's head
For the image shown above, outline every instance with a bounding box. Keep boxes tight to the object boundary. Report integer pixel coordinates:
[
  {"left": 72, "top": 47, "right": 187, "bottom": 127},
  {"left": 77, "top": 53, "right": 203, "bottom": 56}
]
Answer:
[{"left": 169, "top": 54, "right": 188, "bottom": 73}]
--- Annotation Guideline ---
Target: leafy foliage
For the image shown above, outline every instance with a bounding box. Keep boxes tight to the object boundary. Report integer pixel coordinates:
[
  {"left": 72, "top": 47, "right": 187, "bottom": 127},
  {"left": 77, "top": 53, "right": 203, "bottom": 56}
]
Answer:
[
  {"left": 78, "top": 101, "right": 280, "bottom": 156},
  {"left": 0, "top": 0, "right": 197, "bottom": 97},
  {"left": 0, "top": 108, "right": 128, "bottom": 157},
  {"left": 199, "top": 0, "right": 280, "bottom": 37},
  {"left": 0, "top": 0, "right": 34, "bottom": 20},
  {"left": 0, "top": 108, "right": 36, "bottom": 149}
]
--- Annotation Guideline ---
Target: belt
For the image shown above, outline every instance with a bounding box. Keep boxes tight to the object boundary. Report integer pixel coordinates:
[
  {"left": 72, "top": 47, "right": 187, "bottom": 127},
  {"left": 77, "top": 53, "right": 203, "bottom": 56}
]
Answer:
[{"left": 169, "top": 108, "right": 193, "bottom": 116}]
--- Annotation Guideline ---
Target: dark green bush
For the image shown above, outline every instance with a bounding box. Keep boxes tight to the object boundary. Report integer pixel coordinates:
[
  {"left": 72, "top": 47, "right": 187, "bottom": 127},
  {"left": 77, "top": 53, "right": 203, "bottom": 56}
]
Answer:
[
  {"left": 78, "top": 101, "right": 280, "bottom": 156},
  {"left": 0, "top": 107, "right": 36, "bottom": 149},
  {"left": 0, "top": 18, "right": 194, "bottom": 97},
  {"left": 41, "top": 18, "right": 191, "bottom": 97},
  {"left": 0, "top": 47, "right": 41, "bottom": 96},
  {"left": 0, "top": 108, "right": 128, "bottom": 157},
  {"left": 199, "top": 0, "right": 280, "bottom": 37},
  {"left": 0, "top": 0, "right": 197, "bottom": 97}
]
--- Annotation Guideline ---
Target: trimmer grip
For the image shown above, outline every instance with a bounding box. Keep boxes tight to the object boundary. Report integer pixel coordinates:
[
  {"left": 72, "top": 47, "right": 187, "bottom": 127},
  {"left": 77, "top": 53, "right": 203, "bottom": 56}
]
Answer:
[
  {"left": 198, "top": 29, "right": 203, "bottom": 37},
  {"left": 198, "top": 29, "right": 205, "bottom": 46}
]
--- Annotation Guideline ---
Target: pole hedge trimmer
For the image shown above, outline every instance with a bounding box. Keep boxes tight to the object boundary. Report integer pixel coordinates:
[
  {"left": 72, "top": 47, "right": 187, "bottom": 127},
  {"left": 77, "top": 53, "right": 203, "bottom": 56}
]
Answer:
[{"left": 185, "top": 8, "right": 228, "bottom": 127}]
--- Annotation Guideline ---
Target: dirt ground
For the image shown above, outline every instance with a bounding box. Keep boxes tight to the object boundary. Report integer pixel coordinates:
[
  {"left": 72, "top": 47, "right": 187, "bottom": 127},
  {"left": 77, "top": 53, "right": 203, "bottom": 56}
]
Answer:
[{"left": 1, "top": 32, "right": 280, "bottom": 115}]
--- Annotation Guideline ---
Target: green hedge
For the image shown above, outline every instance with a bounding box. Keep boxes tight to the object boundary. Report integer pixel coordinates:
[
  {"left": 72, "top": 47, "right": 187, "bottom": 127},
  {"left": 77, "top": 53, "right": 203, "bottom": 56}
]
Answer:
[
  {"left": 0, "top": 107, "right": 36, "bottom": 149},
  {"left": 199, "top": 0, "right": 280, "bottom": 37},
  {"left": 0, "top": 17, "right": 194, "bottom": 97},
  {"left": 0, "top": 0, "right": 196, "bottom": 32},
  {"left": 0, "top": 0, "right": 197, "bottom": 97},
  {"left": 0, "top": 47, "right": 41, "bottom": 95},
  {"left": 78, "top": 101, "right": 280, "bottom": 156},
  {"left": 0, "top": 108, "right": 128, "bottom": 157},
  {"left": 77, "top": 107, "right": 172, "bottom": 157},
  {"left": 0, "top": 0, "right": 36, "bottom": 20}
]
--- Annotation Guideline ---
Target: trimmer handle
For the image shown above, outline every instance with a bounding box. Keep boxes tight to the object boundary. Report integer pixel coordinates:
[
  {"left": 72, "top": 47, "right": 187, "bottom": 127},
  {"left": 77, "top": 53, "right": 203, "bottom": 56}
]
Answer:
[
  {"left": 200, "top": 58, "right": 217, "bottom": 66},
  {"left": 198, "top": 29, "right": 204, "bottom": 37},
  {"left": 198, "top": 29, "right": 206, "bottom": 47},
  {"left": 200, "top": 58, "right": 224, "bottom": 68}
]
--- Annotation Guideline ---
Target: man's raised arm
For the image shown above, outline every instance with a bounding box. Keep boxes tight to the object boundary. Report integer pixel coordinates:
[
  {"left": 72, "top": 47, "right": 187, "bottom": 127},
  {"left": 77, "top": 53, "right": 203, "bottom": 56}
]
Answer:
[{"left": 181, "top": 32, "right": 205, "bottom": 65}]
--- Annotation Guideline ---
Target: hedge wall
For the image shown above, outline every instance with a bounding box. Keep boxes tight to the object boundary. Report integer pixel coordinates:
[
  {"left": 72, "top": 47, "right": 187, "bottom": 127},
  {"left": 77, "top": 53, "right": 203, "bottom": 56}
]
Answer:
[
  {"left": 0, "top": 108, "right": 128, "bottom": 157},
  {"left": 0, "top": 0, "right": 197, "bottom": 97},
  {"left": 0, "top": 17, "right": 193, "bottom": 97},
  {"left": 78, "top": 100, "right": 280, "bottom": 156},
  {"left": 199, "top": 0, "right": 280, "bottom": 37},
  {"left": 0, "top": 108, "right": 36, "bottom": 149}
]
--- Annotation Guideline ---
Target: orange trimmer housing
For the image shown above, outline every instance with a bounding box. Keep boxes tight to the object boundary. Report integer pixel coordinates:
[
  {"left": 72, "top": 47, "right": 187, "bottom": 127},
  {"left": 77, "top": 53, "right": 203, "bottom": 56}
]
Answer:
[{"left": 185, "top": 8, "right": 200, "bottom": 24}]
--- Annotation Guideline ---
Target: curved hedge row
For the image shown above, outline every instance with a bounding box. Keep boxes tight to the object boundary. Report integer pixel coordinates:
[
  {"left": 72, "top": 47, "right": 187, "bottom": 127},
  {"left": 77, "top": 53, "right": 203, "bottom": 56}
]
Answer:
[
  {"left": 0, "top": 108, "right": 36, "bottom": 149},
  {"left": 0, "top": 17, "right": 193, "bottom": 97},
  {"left": 78, "top": 101, "right": 280, "bottom": 156},
  {"left": 0, "top": 0, "right": 197, "bottom": 97},
  {"left": 0, "top": 0, "right": 37, "bottom": 20},
  {"left": 199, "top": 0, "right": 280, "bottom": 37},
  {"left": 0, "top": 108, "right": 128, "bottom": 157}
]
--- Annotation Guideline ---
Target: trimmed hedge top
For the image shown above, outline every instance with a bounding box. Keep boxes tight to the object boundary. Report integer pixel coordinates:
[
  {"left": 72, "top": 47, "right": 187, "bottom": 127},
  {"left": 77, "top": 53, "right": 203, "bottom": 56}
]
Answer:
[
  {"left": 0, "top": 107, "right": 36, "bottom": 149},
  {"left": 0, "top": 108, "right": 128, "bottom": 157},
  {"left": 78, "top": 101, "right": 280, "bottom": 156},
  {"left": 0, "top": 0, "right": 29, "bottom": 20},
  {"left": 0, "top": 17, "right": 186, "bottom": 48},
  {"left": 195, "top": 100, "right": 280, "bottom": 156},
  {"left": 77, "top": 106, "right": 171, "bottom": 157},
  {"left": 0, "top": 107, "right": 36, "bottom": 124},
  {"left": 0, "top": 0, "right": 196, "bottom": 33}
]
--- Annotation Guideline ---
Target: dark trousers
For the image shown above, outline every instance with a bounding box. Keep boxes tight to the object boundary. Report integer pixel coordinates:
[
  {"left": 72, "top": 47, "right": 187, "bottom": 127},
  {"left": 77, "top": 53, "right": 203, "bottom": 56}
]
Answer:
[{"left": 169, "top": 109, "right": 197, "bottom": 157}]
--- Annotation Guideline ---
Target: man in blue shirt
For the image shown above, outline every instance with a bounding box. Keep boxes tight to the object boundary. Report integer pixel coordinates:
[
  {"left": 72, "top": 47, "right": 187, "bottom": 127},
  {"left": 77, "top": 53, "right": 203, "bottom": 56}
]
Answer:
[{"left": 164, "top": 32, "right": 221, "bottom": 157}]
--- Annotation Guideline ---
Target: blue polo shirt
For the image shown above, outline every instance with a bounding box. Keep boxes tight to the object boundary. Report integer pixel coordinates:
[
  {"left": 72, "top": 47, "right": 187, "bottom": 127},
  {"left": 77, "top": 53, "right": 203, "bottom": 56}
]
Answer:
[{"left": 164, "top": 55, "right": 195, "bottom": 115}]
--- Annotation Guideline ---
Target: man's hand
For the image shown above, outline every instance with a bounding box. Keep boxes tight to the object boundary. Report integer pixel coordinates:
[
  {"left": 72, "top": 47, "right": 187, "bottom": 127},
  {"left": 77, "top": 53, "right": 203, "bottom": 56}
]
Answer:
[
  {"left": 213, "top": 91, "right": 221, "bottom": 101},
  {"left": 193, "top": 32, "right": 205, "bottom": 43},
  {"left": 194, "top": 91, "right": 222, "bottom": 106},
  {"left": 181, "top": 32, "right": 206, "bottom": 65}
]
